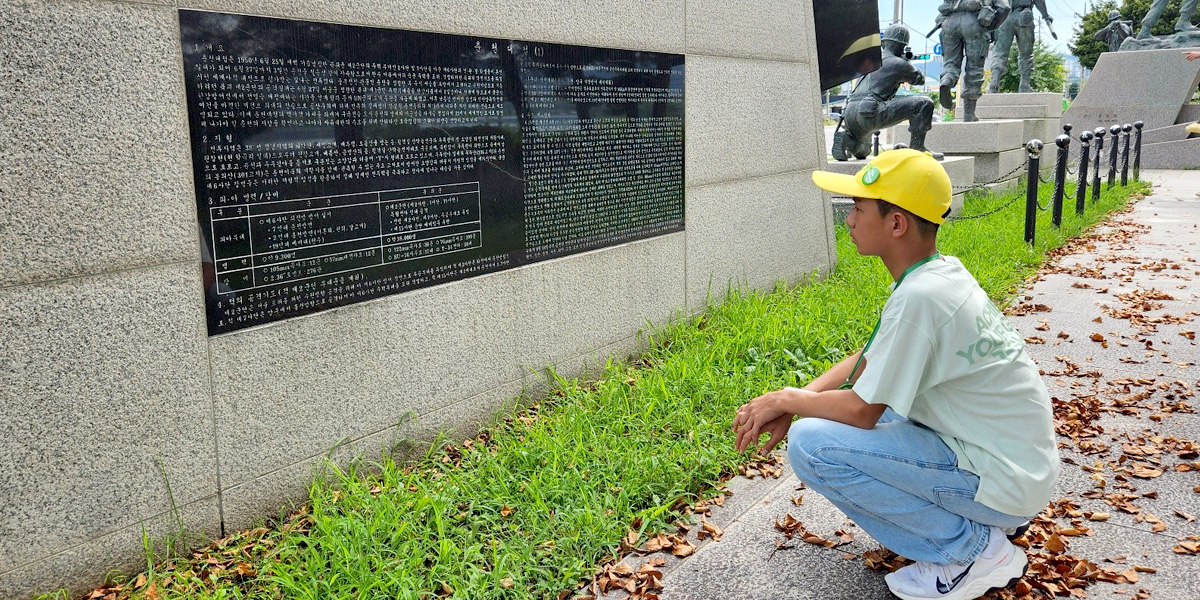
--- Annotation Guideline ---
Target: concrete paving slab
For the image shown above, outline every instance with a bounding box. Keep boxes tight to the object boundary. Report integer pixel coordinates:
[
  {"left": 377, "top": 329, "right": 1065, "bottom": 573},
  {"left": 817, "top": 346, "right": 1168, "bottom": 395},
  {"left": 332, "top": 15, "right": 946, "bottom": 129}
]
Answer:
[
  {"left": 1043, "top": 520, "right": 1200, "bottom": 599},
  {"left": 659, "top": 520, "right": 893, "bottom": 600}
]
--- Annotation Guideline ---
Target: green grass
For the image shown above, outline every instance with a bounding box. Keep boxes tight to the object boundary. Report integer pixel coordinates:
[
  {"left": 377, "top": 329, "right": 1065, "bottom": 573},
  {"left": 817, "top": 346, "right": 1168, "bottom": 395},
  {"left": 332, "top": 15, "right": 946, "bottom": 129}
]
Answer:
[{"left": 42, "top": 178, "right": 1147, "bottom": 600}]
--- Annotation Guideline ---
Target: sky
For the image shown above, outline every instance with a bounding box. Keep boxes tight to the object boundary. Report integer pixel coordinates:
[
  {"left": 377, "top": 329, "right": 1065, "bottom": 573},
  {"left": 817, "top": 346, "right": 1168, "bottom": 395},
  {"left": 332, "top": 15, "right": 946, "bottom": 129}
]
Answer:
[{"left": 879, "top": 0, "right": 1089, "bottom": 57}]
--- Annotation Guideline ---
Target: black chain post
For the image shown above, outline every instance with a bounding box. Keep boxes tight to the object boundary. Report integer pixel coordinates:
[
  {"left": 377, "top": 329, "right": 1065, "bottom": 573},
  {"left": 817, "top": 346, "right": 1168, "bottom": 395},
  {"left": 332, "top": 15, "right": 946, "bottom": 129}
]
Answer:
[
  {"left": 1107, "top": 124, "right": 1120, "bottom": 189},
  {"left": 1092, "top": 127, "right": 1105, "bottom": 203},
  {"left": 873, "top": 131, "right": 880, "bottom": 157},
  {"left": 1133, "top": 121, "right": 1143, "bottom": 181},
  {"left": 1076, "top": 130, "right": 1092, "bottom": 214},
  {"left": 1120, "top": 124, "right": 1132, "bottom": 186},
  {"left": 1025, "top": 139, "right": 1043, "bottom": 245},
  {"left": 1052, "top": 134, "right": 1069, "bottom": 227},
  {"left": 1063, "top": 123, "right": 1073, "bottom": 138}
]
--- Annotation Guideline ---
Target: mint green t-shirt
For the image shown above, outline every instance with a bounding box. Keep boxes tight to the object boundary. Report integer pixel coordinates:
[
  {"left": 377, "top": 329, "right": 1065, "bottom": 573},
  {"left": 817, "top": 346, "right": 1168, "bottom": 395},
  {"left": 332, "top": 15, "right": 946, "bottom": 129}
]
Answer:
[{"left": 853, "top": 255, "right": 1059, "bottom": 517}]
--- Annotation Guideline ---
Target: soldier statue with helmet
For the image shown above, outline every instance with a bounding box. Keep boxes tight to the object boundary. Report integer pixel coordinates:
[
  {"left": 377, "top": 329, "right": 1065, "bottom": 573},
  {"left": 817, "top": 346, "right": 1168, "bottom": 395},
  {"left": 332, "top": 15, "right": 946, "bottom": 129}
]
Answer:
[
  {"left": 1094, "top": 10, "right": 1133, "bottom": 53},
  {"left": 832, "top": 24, "right": 935, "bottom": 161}
]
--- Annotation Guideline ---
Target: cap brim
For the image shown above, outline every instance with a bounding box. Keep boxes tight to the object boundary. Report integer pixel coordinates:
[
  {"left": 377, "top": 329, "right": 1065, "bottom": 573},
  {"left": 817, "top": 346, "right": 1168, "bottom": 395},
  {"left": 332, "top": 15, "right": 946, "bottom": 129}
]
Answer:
[{"left": 811, "top": 170, "right": 885, "bottom": 200}]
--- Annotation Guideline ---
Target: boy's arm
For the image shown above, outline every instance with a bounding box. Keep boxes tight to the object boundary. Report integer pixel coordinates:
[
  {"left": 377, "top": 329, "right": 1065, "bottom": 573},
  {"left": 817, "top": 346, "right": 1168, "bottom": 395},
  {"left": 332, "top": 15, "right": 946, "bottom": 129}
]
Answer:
[
  {"left": 733, "top": 351, "right": 887, "bottom": 452},
  {"left": 801, "top": 350, "right": 864, "bottom": 392}
]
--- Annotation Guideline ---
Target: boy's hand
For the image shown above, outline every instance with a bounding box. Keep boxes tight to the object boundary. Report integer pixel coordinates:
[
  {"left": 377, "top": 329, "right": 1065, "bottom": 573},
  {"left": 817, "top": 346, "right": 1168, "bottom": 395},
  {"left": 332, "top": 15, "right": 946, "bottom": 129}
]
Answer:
[{"left": 733, "top": 390, "right": 806, "bottom": 453}]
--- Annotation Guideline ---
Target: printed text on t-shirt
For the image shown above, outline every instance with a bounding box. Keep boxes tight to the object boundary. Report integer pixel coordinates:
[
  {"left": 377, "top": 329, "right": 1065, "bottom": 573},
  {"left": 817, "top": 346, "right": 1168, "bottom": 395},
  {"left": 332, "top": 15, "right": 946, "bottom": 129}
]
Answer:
[{"left": 955, "top": 304, "right": 1023, "bottom": 366}]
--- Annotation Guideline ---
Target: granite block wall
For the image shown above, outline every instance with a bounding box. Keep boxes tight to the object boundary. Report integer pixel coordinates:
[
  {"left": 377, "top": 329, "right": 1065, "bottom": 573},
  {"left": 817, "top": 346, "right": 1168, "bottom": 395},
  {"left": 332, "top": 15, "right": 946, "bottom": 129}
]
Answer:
[{"left": 0, "top": 0, "right": 832, "bottom": 596}]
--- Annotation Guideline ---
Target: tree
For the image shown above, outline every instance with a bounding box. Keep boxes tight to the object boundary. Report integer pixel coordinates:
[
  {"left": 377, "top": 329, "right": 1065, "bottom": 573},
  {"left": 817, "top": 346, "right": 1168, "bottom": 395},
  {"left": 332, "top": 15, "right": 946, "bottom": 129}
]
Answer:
[
  {"left": 1069, "top": 0, "right": 1117, "bottom": 70},
  {"left": 994, "top": 39, "right": 1066, "bottom": 93}
]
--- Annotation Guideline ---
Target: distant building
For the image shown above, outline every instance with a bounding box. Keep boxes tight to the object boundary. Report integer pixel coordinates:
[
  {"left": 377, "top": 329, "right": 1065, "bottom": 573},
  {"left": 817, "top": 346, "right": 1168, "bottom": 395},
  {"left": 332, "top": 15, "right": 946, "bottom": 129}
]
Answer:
[{"left": 1062, "top": 53, "right": 1085, "bottom": 82}]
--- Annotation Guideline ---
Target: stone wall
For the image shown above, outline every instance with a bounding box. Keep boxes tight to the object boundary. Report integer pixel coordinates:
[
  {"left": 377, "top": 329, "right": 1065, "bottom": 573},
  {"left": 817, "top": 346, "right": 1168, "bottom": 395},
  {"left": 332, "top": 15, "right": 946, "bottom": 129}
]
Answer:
[{"left": 0, "top": 0, "right": 833, "bottom": 596}]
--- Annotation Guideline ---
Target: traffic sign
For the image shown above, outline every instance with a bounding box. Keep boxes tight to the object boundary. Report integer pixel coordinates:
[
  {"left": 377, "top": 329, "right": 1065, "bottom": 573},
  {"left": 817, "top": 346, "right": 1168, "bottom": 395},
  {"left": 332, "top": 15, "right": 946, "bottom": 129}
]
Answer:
[{"left": 933, "top": 43, "right": 943, "bottom": 55}]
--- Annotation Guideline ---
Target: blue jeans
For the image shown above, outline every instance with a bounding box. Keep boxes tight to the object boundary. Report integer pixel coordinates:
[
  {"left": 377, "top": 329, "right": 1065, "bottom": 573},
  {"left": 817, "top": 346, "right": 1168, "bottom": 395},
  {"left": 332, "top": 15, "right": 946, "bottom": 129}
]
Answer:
[{"left": 786, "top": 409, "right": 1029, "bottom": 565}]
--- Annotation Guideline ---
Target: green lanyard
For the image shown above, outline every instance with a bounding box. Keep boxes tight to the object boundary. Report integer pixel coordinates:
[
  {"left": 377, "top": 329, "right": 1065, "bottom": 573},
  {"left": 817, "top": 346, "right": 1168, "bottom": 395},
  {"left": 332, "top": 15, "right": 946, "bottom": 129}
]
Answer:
[{"left": 838, "top": 253, "right": 942, "bottom": 390}]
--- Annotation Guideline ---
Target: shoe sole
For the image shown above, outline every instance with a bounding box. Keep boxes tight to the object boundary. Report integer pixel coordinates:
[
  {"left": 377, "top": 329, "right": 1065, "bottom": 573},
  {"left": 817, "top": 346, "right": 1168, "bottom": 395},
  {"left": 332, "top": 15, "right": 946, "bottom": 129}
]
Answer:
[
  {"left": 1006, "top": 523, "right": 1030, "bottom": 541},
  {"left": 887, "top": 551, "right": 1028, "bottom": 600},
  {"left": 832, "top": 130, "right": 849, "bottom": 161},
  {"left": 939, "top": 84, "right": 953, "bottom": 109}
]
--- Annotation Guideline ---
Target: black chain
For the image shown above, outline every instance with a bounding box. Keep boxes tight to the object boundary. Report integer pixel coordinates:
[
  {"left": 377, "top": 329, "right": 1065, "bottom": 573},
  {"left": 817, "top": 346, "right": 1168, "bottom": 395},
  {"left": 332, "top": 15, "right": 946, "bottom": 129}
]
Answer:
[
  {"left": 952, "top": 155, "right": 1029, "bottom": 192},
  {"left": 945, "top": 190, "right": 1025, "bottom": 221}
]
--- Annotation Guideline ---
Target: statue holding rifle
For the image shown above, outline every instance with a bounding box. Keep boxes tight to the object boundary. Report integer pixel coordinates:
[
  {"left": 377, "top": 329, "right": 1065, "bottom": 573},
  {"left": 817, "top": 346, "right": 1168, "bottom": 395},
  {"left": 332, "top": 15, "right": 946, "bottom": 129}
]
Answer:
[
  {"left": 987, "top": 0, "right": 1055, "bottom": 93},
  {"left": 832, "top": 25, "right": 934, "bottom": 161}
]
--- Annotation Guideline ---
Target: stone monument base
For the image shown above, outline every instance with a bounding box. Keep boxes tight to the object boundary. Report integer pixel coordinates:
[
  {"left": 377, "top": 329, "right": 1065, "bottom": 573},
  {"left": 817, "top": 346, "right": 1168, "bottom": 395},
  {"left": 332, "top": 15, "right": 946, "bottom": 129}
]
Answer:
[
  {"left": 977, "top": 92, "right": 1063, "bottom": 147},
  {"left": 1139, "top": 137, "right": 1200, "bottom": 169},
  {"left": 1118, "top": 29, "right": 1200, "bottom": 51},
  {"left": 886, "top": 119, "right": 1029, "bottom": 185}
]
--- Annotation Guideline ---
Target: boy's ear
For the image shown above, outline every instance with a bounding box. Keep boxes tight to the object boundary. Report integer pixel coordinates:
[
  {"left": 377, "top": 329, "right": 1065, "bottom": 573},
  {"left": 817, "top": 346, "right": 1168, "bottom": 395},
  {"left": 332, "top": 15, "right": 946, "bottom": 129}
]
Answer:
[{"left": 890, "top": 210, "right": 909, "bottom": 238}]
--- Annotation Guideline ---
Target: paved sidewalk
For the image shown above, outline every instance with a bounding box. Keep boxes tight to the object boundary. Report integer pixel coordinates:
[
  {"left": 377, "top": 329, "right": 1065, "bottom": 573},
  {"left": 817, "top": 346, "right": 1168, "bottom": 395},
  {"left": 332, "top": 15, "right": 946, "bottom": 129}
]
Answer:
[{"left": 595, "top": 170, "right": 1200, "bottom": 600}]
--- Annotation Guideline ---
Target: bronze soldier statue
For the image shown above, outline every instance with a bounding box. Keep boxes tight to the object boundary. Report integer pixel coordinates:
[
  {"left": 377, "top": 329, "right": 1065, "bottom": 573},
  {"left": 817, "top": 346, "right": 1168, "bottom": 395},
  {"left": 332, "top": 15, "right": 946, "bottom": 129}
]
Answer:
[
  {"left": 1137, "top": 0, "right": 1198, "bottom": 38},
  {"left": 986, "top": 0, "right": 1052, "bottom": 93},
  {"left": 937, "top": 0, "right": 1011, "bottom": 121},
  {"left": 832, "top": 25, "right": 934, "bottom": 161},
  {"left": 1094, "top": 10, "right": 1133, "bottom": 53}
]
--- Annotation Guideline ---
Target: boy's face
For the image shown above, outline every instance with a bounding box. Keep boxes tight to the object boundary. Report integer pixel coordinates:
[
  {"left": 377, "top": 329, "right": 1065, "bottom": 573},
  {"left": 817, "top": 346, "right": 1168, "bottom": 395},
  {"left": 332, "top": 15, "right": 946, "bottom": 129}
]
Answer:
[{"left": 846, "top": 197, "right": 890, "bottom": 256}]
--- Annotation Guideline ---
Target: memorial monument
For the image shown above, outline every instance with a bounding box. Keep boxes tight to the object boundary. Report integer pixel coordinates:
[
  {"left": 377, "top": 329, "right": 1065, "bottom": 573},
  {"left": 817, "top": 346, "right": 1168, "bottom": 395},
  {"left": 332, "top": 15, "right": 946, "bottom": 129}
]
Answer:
[
  {"left": 937, "top": 0, "right": 1011, "bottom": 121},
  {"left": 986, "top": 0, "right": 1054, "bottom": 93},
  {"left": 832, "top": 25, "right": 933, "bottom": 160},
  {"left": 1062, "top": 49, "right": 1200, "bottom": 168}
]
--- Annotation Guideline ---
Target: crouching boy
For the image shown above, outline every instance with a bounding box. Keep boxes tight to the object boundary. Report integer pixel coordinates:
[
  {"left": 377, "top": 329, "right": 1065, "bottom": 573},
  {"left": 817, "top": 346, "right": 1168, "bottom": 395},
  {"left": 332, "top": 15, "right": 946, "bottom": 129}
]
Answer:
[{"left": 732, "top": 149, "right": 1058, "bottom": 600}]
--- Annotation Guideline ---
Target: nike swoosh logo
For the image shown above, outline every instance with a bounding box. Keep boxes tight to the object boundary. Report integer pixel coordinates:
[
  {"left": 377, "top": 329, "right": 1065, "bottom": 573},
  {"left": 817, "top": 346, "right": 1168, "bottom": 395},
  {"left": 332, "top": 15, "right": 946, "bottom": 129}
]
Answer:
[{"left": 936, "top": 563, "right": 973, "bottom": 594}]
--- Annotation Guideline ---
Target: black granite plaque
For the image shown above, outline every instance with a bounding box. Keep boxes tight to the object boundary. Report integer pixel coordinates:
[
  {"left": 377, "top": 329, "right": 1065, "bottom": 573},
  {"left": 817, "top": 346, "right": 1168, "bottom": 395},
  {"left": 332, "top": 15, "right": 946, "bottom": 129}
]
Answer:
[{"left": 180, "top": 10, "right": 685, "bottom": 335}]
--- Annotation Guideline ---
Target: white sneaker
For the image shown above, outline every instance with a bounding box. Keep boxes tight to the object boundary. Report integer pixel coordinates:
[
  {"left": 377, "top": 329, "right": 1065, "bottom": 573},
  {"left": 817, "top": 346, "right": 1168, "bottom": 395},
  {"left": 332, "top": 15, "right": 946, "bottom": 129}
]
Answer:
[{"left": 883, "top": 527, "right": 1028, "bottom": 600}]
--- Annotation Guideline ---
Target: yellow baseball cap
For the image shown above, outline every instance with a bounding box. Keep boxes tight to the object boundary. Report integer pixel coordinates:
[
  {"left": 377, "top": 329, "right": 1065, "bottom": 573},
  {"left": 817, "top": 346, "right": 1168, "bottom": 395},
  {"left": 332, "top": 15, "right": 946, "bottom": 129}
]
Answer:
[
  {"left": 812, "top": 149, "right": 953, "bottom": 224},
  {"left": 1187, "top": 122, "right": 1200, "bottom": 134}
]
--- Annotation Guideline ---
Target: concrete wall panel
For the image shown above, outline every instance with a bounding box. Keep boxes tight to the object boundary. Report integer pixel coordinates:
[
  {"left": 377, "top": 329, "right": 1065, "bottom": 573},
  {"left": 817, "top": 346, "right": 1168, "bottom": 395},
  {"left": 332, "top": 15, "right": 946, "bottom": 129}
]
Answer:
[
  {"left": 685, "top": 0, "right": 809, "bottom": 62},
  {"left": 686, "top": 56, "right": 823, "bottom": 188},
  {"left": 510, "top": 233, "right": 685, "bottom": 373},
  {"left": 686, "top": 170, "right": 831, "bottom": 309},
  {"left": 0, "top": 0, "right": 196, "bottom": 287},
  {"left": 179, "top": 0, "right": 685, "bottom": 53},
  {"left": 1, "top": 2, "right": 832, "bottom": 596},
  {"left": 218, "top": 378, "right": 524, "bottom": 532},
  {"left": 208, "top": 271, "right": 524, "bottom": 488},
  {"left": 0, "top": 498, "right": 221, "bottom": 600},
  {"left": 0, "top": 263, "right": 214, "bottom": 576}
]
